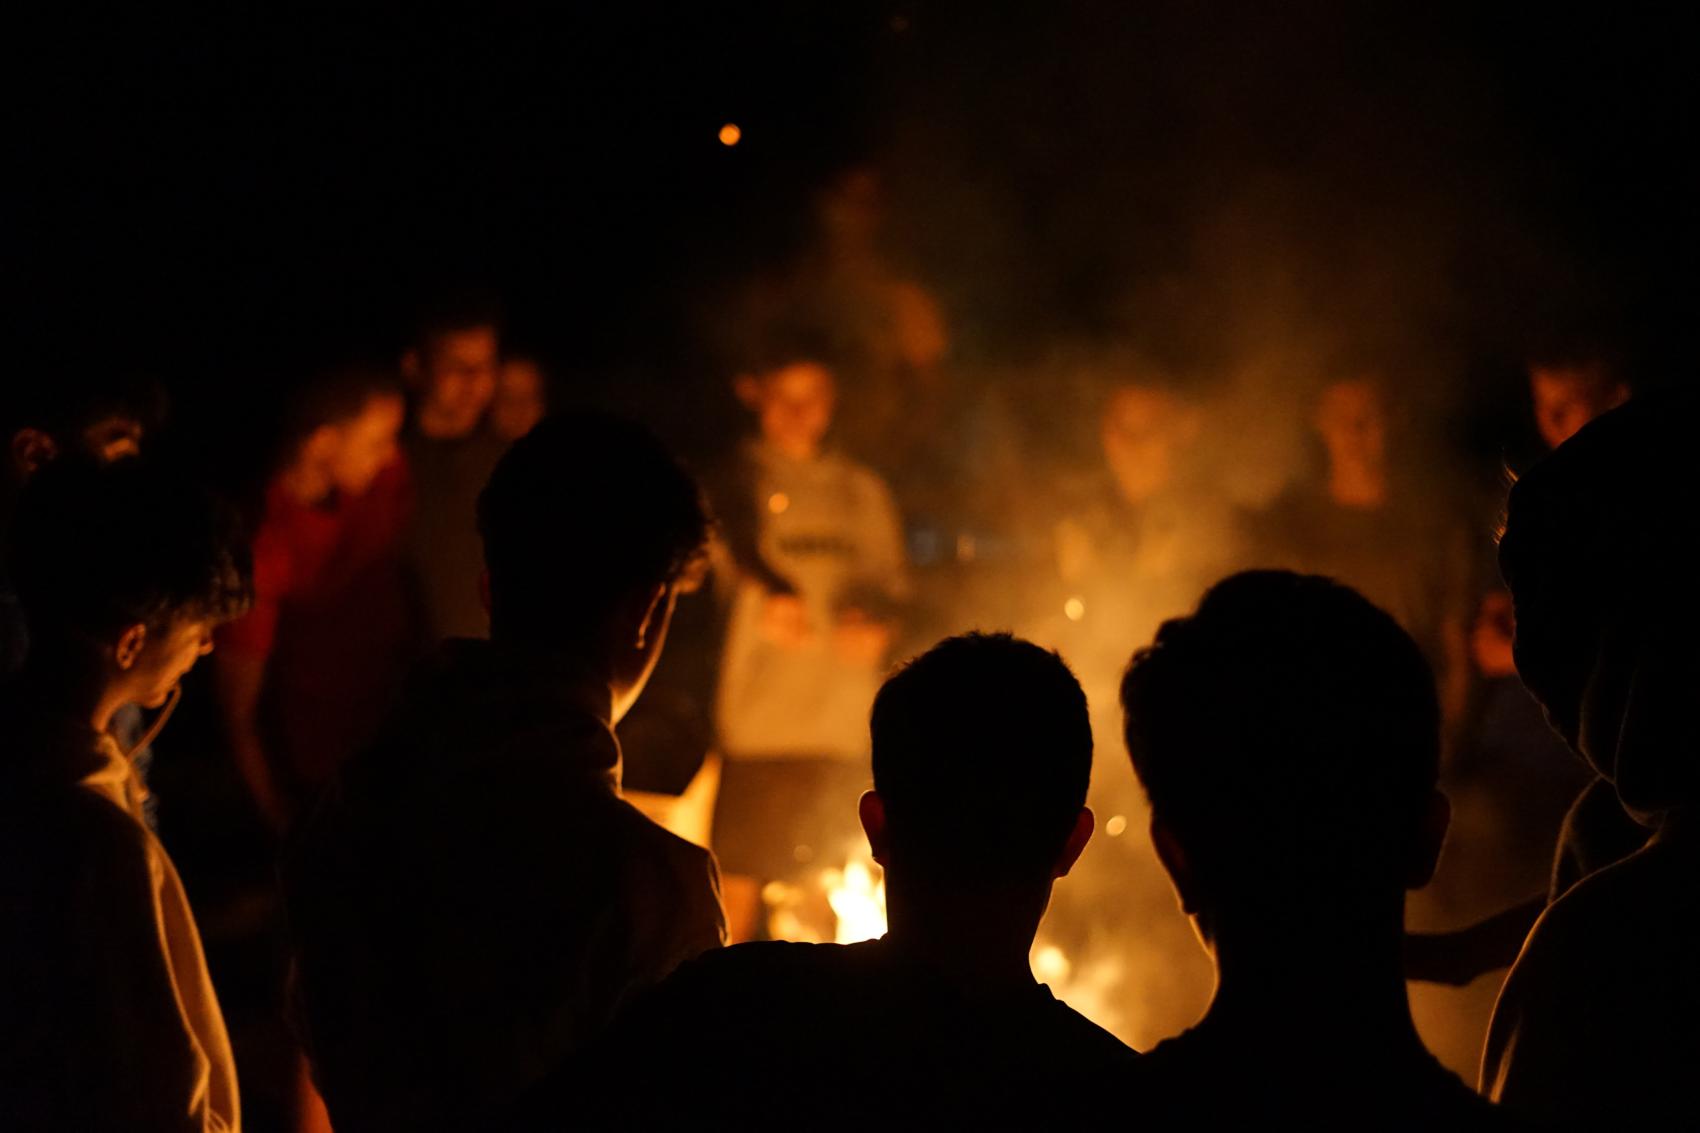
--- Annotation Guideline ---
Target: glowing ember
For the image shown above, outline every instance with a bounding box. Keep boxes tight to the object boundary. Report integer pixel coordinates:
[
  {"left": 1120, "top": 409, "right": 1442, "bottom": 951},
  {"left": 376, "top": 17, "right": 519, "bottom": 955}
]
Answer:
[{"left": 719, "top": 122, "right": 742, "bottom": 146}]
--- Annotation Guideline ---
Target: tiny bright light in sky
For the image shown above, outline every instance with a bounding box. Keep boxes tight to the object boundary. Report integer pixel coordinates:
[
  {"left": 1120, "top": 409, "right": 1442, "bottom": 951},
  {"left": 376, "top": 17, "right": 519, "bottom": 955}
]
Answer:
[{"left": 719, "top": 122, "right": 742, "bottom": 146}]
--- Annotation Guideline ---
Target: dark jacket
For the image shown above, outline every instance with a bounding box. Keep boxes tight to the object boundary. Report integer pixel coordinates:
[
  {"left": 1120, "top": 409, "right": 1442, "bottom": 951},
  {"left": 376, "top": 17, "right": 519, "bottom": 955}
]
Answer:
[{"left": 283, "top": 639, "right": 725, "bottom": 1132}]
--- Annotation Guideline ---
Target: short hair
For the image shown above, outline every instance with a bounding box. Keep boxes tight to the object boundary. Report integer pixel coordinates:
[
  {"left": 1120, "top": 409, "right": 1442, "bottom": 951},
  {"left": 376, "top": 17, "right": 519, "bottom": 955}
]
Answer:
[
  {"left": 7, "top": 457, "right": 252, "bottom": 641},
  {"left": 870, "top": 632, "right": 1092, "bottom": 884},
  {"left": 278, "top": 362, "right": 401, "bottom": 458},
  {"left": 1, "top": 372, "right": 165, "bottom": 447},
  {"left": 408, "top": 288, "right": 504, "bottom": 353},
  {"left": 476, "top": 412, "right": 712, "bottom": 645},
  {"left": 1120, "top": 571, "right": 1439, "bottom": 899}
]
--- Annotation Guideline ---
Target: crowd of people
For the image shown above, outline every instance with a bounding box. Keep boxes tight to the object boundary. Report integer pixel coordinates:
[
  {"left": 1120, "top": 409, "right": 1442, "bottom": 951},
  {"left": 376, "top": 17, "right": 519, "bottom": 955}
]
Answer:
[{"left": 0, "top": 285, "right": 1691, "bottom": 1132}]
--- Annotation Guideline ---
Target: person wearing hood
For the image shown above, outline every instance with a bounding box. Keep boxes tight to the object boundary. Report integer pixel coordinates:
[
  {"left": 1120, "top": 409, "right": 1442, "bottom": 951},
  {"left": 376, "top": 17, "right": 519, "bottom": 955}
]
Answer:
[
  {"left": 1480, "top": 391, "right": 1699, "bottom": 1124},
  {"left": 282, "top": 411, "right": 726, "bottom": 1133}
]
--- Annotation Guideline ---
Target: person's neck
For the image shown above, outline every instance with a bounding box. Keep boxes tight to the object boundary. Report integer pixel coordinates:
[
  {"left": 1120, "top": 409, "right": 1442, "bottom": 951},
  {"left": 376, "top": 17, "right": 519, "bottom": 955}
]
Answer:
[
  {"left": 767, "top": 436, "right": 821, "bottom": 463},
  {"left": 883, "top": 874, "right": 1047, "bottom": 994},
  {"left": 1202, "top": 901, "right": 1422, "bottom": 1053},
  {"left": 1326, "top": 462, "right": 1388, "bottom": 509},
  {"left": 416, "top": 405, "right": 478, "bottom": 441},
  {"left": 488, "top": 632, "right": 615, "bottom": 724},
  {"left": 19, "top": 648, "right": 124, "bottom": 737}
]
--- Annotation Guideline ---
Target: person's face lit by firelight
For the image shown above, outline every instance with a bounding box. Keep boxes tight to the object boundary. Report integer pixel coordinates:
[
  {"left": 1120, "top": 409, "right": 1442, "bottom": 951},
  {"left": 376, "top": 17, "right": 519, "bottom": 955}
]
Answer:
[
  {"left": 118, "top": 613, "right": 218, "bottom": 710},
  {"left": 1529, "top": 364, "right": 1628, "bottom": 451},
  {"left": 491, "top": 357, "right": 547, "bottom": 441},
  {"left": 750, "top": 361, "right": 836, "bottom": 461},
  {"left": 1315, "top": 377, "right": 1388, "bottom": 479},
  {"left": 1101, "top": 384, "right": 1192, "bottom": 504},
  {"left": 328, "top": 393, "right": 405, "bottom": 497},
  {"left": 411, "top": 325, "right": 499, "bottom": 439}
]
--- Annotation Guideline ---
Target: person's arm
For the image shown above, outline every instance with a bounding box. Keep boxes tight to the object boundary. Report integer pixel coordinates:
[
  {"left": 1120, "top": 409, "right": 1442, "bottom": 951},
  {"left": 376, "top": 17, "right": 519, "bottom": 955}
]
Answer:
[{"left": 214, "top": 650, "right": 292, "bottom": 832}]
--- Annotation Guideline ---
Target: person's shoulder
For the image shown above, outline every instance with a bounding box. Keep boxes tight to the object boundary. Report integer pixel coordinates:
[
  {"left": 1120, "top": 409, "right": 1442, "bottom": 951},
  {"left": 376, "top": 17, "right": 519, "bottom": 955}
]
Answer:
[{"left": 1039, "top": 994, "right": 1139, "bottom": 1066}]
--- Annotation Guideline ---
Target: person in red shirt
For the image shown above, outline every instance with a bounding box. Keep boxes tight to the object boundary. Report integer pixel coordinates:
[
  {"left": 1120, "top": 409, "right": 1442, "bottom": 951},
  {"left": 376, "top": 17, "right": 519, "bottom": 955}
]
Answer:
[{"left": 215, "top": 363, "right": 413, "bottom": 832}]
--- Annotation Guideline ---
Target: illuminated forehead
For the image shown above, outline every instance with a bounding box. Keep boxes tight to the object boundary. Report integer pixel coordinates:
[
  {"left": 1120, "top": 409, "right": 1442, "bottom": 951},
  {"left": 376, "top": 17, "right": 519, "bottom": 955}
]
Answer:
[
  {"left": 1103, "top": 385, "right": 1178, "bottom": 432},
  {"left": 764, "top": 361, "right": 835, "bottom": 401}
]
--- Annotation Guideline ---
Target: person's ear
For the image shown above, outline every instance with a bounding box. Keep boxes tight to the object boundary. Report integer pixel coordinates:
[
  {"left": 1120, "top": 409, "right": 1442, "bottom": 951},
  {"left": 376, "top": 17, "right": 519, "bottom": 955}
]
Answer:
[
  {"left": 1150, "top": 814, "right": 1200, "bottom": 915},
  {"left": 732, "top": 374, "right": 762, "bottom": 411},
  {"left": 10, "top": 428, "right": 59, "bottom": 478},
  {"left": 1405, "top": 788, "right": 1451, "bottom": 890},
  {"left": 1051, "top": 807, "right": 1095, "bottom": 879},
  {"left": 632, "top": 582, "right": 669, "bottom": 651},
  {"left": 858, "top": 790, "right": 890, "bottom": 867},
  {"left": 114, "top": 623, "right": 148, "bottom": 672}
]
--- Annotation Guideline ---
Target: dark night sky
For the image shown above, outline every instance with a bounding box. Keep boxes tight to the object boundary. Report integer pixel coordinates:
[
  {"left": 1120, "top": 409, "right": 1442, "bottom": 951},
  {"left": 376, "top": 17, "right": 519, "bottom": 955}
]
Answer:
[{"left": 7, "top": 3, "right": 1692, "bottom": 418}]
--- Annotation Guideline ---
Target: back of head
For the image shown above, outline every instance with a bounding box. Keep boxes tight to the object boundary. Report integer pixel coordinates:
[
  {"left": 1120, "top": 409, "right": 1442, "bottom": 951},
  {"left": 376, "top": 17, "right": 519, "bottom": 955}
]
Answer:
[
  {"left": 1120, "top": 571, "right": 1439, "bottom": 909},
  {"left": 476, "top": 412, "right": 711, "bottom": 648},
  {"left": 7, "top": 457, "right": 252, "bottom": 643},
  {"left": 1500, "top": 392, "right": 1700, "bottom": 816},
  {"left": 870, "top": 632, "right": 1092, "bottom": 886}
]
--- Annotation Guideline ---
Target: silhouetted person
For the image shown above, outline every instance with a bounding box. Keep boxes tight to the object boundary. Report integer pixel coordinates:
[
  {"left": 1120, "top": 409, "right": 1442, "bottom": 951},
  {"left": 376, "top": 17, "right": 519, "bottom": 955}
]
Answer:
[
  {"left": 0, "top": 458, "right": 252, "bottom": 1131},
  {"left": 2, "top": 374, "right": 157, "bottom": 676},
  {"left": 215, "top": 363, "right": 413, "bottom": 833},
  {"left": 399, "top": 294, "right": 507, "bottom": 642},
  {"left": 538, "top": 632, "right": 1133, "bottom": 1129},
  {"left": 1480, "top": 393, "right": 1698, "bottom": 1125},
  {"left": 283, "top": 412, "right": 726, "bottom": 1132},
  {"left": 1111, "top": 571, "right": 1506, "bottom": 1127}
]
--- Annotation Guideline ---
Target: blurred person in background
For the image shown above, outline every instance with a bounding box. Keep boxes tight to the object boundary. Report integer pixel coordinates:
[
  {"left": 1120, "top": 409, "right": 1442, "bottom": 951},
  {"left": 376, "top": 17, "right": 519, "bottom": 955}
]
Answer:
[
  {"left": 285, "top": 413, "right": 724, "bottom": 1132},
  {"left": 490, "top": 354, "right": 550, "bottom": 442},
  {"left": 214, "top": 363, "right": 412, "bottom": 833},
  {"left": 1030, "top": 373, "right": 1241, "bottom": 1049},
  {"left": 400, "top": 293, "right": 506, "bottom": 642},
  {"left": 1248, "top": 374, "right": 1472, "bottom": 734},
  {"left": 0, "top": 458, "right": 251, "bottom": 1131},
  {"left": 711, "top": 341, "right": 909, "bottom": 942}
]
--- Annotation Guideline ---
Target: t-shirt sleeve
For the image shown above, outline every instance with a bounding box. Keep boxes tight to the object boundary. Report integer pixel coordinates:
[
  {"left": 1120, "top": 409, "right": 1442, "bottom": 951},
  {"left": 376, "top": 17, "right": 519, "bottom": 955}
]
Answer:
[
  {"left": 854, "top": 468, "right": 912, "bottom": 606},
  {"left": 217, "top": 516, "right": 291, "bottom": 658}
]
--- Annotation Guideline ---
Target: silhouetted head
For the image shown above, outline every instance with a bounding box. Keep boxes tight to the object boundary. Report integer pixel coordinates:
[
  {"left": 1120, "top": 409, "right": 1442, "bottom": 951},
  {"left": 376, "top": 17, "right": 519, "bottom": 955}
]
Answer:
[
  {"left": 279, "top": 362, "right": 405, "bottom": 502},
  {"left": 862, "top": 633, "right": 1095, "bottom": 900},
  {"left": 7, "top": 458, "right": 251, "bottom": 710},
  {"left": 1527, "top": 356, "right": 1628, "bottom": 451},
  {"left": 476, "top": 411, "right": 711, "bottom": 721},
  {"left": 402, "top": 292, "right": 502, "bottom": 440},
  {"left": 1500, "top": 393, "right": 1699, "bottom": 821},
  {"left": 3, "top": 373, "right": 162, "bottom": 486},
  {"left": 1120, "top": 571, "right": 1448, "bottom": 939}
]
